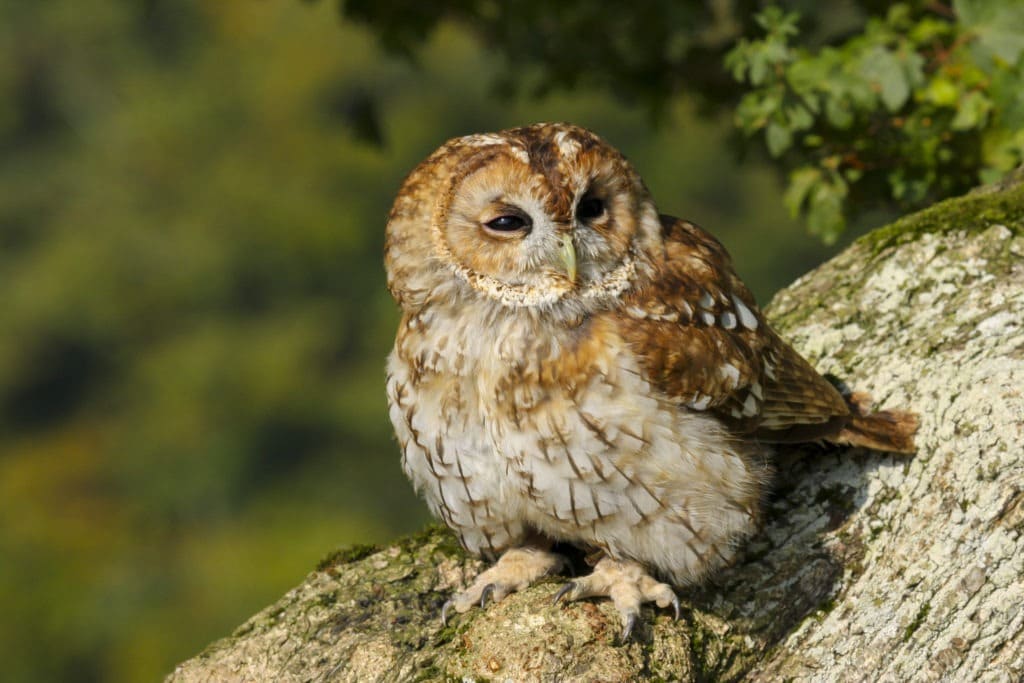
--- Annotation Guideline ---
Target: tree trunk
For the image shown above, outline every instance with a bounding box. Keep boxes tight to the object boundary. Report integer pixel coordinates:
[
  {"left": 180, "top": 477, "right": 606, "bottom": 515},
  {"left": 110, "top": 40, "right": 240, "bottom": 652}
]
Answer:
[{"left": 166, "top": 180, "right": 1024, "bottom": 682}]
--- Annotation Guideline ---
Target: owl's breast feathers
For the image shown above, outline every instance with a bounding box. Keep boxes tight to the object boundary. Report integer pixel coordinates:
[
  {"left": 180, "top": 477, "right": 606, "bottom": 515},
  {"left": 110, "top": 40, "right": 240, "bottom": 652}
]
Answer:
[{"left": 389, "top": 298, "right": 767, "bottom": 577}]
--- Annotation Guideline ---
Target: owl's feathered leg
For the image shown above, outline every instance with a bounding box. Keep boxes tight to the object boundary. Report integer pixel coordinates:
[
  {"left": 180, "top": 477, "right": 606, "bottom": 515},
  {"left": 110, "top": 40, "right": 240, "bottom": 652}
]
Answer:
[
  {"left": 441, "top": 547, "right": 567, "bottom": 624},
  {"left": 553, "top": 557, "right": 680, "bottom": 640}
]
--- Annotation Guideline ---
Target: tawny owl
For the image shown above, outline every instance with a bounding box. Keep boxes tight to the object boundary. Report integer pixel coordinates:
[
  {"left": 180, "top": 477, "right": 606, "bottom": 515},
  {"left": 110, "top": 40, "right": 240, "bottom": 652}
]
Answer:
[{"left": 384, "top": 123, "right": 917, "bottom": 638}]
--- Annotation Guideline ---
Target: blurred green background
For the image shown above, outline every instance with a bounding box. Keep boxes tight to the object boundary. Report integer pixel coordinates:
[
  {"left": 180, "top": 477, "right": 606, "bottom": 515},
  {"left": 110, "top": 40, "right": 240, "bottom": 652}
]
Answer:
[{"left": 0, "top": 2, "right": 854, "bottom": 681}]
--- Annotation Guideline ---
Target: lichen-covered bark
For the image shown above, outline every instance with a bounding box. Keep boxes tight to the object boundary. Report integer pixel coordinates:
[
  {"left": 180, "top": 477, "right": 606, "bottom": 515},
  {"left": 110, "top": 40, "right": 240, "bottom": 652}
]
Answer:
[{"left": 167, "top": 181, "right": 1024, "bottom": 683}]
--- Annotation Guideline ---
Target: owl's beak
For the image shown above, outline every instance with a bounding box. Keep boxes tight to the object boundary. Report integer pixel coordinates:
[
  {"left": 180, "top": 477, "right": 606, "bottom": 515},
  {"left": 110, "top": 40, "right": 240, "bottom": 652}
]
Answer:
[{"left": 559, "top": 233, "right": 577, "bottom": 284}]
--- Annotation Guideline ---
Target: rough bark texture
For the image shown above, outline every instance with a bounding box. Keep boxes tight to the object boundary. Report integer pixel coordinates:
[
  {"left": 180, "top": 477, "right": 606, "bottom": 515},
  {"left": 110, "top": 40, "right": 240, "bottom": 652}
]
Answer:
[{"left": 167, "top": 180, "right": 1024, "bottom": 683}]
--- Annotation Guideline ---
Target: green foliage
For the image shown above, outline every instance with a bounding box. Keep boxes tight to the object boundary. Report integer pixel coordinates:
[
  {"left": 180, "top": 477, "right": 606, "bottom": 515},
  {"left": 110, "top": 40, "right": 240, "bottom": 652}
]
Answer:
[
  {"left": 727, "top": 2, "right": 1024, "bottom": 241},
  {"left": 342, "top": 0, "right": 753, "bottom": 112},
  {"left": 345, "top": 0, "right": 1024, "bottom": 241}
]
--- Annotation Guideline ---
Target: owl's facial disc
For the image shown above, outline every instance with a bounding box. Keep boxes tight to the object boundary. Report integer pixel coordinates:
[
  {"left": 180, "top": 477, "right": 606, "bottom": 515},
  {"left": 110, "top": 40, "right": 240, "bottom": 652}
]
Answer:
[
  {"left": 441, "top": 156, "right": 578, "bottom": 292},
  {"left": 432, "top": 133, "right": 654, "bottom": 309}
]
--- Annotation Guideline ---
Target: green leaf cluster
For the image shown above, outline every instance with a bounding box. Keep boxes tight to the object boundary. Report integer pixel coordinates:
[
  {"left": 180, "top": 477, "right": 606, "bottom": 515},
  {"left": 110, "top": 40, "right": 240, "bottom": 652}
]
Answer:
[
  {"left": 346, "top": 0, "right": 1024, "bottom": 241},
  {"left": 726, "top": 2, "right": 1024, "bottom": 241}
]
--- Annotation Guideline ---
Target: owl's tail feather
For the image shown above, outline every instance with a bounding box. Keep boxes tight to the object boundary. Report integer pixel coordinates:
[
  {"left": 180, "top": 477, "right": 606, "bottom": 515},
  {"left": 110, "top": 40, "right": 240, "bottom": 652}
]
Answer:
[{"left": 832, "top": 392, "right": 919, "bottom": 454}]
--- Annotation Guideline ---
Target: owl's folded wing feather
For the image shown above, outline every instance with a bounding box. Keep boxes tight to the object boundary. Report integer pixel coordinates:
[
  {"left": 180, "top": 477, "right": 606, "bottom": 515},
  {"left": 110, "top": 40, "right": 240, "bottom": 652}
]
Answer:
[{"left": 616, "top": 215, "right": 851, "bottom": 442}]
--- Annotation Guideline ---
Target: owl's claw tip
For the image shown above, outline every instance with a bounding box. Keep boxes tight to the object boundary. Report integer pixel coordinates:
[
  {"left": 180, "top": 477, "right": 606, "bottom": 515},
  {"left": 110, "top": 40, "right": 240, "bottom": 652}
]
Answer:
[
  {"left": 441, "top": 599, "right": 454, "bottom": 626},
  {"left": 672, "top": 594, "right": 681, "bottom": 621},
  {"left": 621, "top": 613, "right": 638, "bottom": 642},
  {"left": 553, "top": 581, "right": 576, "bottom": 606},
  {"left": 479, "top": 583, "right": 496, "bottom": 609}
]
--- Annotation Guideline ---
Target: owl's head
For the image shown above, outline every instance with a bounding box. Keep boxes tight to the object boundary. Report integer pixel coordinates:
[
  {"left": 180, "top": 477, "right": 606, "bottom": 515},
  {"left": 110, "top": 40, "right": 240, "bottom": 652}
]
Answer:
[{"left": 385, "top": 123, "right": 663, "bottom": 315}]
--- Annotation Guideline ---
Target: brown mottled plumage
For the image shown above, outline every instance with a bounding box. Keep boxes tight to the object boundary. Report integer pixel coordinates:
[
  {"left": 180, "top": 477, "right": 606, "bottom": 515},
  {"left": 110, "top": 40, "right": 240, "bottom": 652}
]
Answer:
[{"left": 384, "top": 123, "right": 917, "bottom": 638}]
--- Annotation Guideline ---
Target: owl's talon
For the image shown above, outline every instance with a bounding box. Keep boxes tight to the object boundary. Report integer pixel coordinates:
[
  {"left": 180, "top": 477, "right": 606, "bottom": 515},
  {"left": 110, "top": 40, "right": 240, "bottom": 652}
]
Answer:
[
  {"left": 440, "top": 547, "right": 568, "bottom": 620},
  {"left": 479, "top": 583, "right": 496, "bottom": 609},
  {"left": 553, "top": 581, "right": 577, "bottom": 605},
  {"left": 621, "top": 612, "right": 638, "bottom": 641},
  {"left": 554, "top": 557, "right": 678, "bottom": 639}
]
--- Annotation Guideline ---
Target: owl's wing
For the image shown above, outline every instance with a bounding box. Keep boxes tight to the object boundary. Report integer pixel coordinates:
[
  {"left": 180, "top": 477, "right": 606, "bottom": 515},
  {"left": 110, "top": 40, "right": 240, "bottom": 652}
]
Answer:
[{"left": 616, "top": 215, "right": 850, "bottom": 441}]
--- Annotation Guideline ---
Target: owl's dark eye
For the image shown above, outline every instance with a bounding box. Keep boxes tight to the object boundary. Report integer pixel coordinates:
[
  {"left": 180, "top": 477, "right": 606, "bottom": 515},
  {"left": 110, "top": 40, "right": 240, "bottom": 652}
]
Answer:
[
  {"left": 484, "top": 214, "right": 531, "bottom": 233},
  {"left": 577, "top": 196, "right": 605, "bottom": 221}
]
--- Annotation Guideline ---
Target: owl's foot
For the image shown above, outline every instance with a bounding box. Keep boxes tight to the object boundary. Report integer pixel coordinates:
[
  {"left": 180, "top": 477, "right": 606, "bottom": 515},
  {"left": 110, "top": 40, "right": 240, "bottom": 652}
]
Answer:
[
  {"left": 441, "top": 547, "right": 567, "bottom": 624},
  {"left": 553, "top": 557, "right": 679, "bottom": 640}
]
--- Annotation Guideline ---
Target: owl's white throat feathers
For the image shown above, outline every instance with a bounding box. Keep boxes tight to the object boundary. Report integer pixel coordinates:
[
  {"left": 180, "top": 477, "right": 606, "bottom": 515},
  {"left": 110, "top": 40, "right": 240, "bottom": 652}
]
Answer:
[{"left": 435, "top": 239, "right": 639, "bottom": 309}]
